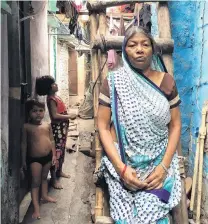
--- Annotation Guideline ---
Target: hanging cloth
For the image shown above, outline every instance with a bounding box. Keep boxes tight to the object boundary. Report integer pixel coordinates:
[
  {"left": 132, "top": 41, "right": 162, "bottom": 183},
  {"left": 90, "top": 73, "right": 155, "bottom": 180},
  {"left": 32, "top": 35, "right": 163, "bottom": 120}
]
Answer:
[
  {"left": 139, "top": 4, "right": 152, "bottom": 33},
  {"left": 107, "top": 50, "right": 118, "bottom": 70}
]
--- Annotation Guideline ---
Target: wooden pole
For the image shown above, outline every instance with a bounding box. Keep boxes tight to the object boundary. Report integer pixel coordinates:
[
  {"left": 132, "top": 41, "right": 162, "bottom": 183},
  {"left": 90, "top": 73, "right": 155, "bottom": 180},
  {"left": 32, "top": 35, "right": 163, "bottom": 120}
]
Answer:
[
  {"left": 92, "top": 36, "right": 174, "bottom": 53},
  {"left": 157, "top": 2, "right": 188, "bottom": 223},
  {"left": 177, "top": 145, "right": 189, "bottom": 224},
  {"left": 90, "top": 13, "right": 100, "bottom": 118},
  {"left": 196, "top": 106, "right": 207, "bottom": 224},
  {"left": 190, "top": 138, "right": 200, "bottom": 214},
  {"left": 99, "top": 11, "right": 108, "bottom": 82},
  {"left": 90, "top": 11, "right": 103, "bottom": 217},
  {"left": 87, "top": 0, "right": 145, "bottom": 11},
  {"left": 157, "top": 2, "right": 173, "bottom": 75}
]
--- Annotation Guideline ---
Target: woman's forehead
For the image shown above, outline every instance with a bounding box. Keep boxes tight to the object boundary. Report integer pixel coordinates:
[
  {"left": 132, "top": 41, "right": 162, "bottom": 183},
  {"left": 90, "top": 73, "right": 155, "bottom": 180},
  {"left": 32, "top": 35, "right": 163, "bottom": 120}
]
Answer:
[{"left": 127, "top": 32, "right": 151, "bottom": 42}]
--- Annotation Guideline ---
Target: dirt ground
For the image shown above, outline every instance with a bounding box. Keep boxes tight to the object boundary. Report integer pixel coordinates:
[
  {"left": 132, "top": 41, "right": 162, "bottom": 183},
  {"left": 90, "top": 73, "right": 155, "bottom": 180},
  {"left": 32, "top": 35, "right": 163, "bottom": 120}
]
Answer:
[{"left": 21, "top": 118, "right": 96, "bottom": 224}]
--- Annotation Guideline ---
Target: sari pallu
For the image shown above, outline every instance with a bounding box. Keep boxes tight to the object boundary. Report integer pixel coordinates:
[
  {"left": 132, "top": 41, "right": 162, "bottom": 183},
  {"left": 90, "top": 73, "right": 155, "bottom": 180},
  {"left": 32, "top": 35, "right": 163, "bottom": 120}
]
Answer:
[{"left": 100, "top": 54, "right": 181, "bottom": 224}]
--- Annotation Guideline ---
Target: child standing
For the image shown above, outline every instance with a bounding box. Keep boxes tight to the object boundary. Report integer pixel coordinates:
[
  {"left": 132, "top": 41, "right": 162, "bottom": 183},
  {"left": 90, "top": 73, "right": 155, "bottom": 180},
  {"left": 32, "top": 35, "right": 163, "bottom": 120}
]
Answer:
[
  {"left": 36, "top": 76, "right": 71, "bottom": 189},
  {"left": 21, "top": 100, "right": 57, "bottom": 219}
]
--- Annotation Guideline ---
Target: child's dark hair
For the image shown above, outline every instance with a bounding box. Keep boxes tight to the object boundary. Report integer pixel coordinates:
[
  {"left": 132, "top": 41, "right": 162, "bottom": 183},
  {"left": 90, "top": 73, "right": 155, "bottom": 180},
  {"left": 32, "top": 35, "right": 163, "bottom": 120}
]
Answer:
[
  {"left": 36, "top": 75, "right": 55, "bottom": 96},
  {"left": 25, "top": 99, "right": 45, "bottom": 118}
]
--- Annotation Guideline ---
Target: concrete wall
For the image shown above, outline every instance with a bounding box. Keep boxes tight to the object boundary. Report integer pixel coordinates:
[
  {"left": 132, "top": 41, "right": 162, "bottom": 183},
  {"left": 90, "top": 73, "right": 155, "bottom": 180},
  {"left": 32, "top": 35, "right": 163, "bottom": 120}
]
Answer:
[
  {"left": 48, "top": 27, "right": 57, "bottom": 79},
  {"left": 190, "top": 2, "right": 208, "bottom": 220},
  {"left": 168, "top": 1, "right": 208, "bottom": 220},
  {"left": 57, "top": 42, "right": 70, "bottom": 109},
  {"left": 1, "top": 13, "right": 9, "bottom": 222},
  {"left": 30, "top": 0, "right": 49, "bottom": 97}
]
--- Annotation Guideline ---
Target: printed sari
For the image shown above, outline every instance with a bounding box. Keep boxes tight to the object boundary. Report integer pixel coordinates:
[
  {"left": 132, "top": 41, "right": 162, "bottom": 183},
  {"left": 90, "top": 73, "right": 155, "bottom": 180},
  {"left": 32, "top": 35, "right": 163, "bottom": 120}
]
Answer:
[{"left": 99, "top": 50, "right": 181, "bottom": 223}]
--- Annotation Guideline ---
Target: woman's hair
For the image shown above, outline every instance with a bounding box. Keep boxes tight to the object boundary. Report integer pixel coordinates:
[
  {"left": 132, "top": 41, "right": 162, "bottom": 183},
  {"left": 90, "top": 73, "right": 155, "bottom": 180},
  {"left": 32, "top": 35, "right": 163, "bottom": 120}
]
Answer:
[
  {"left": 36, "top": 75, "right": 55, "bottom": 96},
  {"left": 25, "top": 99, "right": 45, "bottom": 118},
  {"left": 124, "top": 26, "right": 158, "bottom": 54}
]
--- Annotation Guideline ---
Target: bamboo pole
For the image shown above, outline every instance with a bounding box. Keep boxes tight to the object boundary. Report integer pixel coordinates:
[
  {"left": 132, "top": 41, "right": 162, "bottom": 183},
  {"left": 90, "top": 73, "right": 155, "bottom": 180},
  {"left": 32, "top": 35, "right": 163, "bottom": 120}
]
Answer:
[
  {"left": 176, "top": 144, "right": 189, "bottom": 224},
  {"left": 92, "top": 36, "right": 174, "bottom": 53},
  {"left": 90, "top": 12, "right": 103, "bottom": 217},
  {"left": 99, "top": 11, "right": 108, "bottom": 82},
  {"left": 196, "top": 106, "right": 207, "bottom": 224},
  {"left": 190, "top": 138, "right": 200, "bottom": 214},
  {"left": 157, "top": 2, "right": 188, "bottom": 223}
]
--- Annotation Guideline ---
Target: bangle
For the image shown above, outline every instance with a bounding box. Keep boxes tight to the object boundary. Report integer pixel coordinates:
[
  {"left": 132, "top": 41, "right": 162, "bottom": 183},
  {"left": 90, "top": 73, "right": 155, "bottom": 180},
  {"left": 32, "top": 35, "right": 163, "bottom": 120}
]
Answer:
[
  {"left": 161, "top": 162, "right": 168, "bottom": 173},
  {"left": 120, "top": 164, "right": 127, "bottom": 178}
]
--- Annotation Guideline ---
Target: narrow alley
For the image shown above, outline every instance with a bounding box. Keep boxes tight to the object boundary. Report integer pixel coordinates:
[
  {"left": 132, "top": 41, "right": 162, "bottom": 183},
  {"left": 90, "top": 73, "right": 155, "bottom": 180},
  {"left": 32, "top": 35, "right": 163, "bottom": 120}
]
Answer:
[
  {"left": 1, "top": 1, "right": 208, "bottom": 224},
  {"left": 21, "top": 116, "right": 95, "bottom": 224}
]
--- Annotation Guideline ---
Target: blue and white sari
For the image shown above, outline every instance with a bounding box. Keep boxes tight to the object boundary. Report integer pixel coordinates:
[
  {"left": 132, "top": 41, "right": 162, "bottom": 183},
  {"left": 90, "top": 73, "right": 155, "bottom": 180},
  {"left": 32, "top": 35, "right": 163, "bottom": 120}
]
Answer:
[{"left": 100, "top": 50, "right": 181, "bottom": 224}]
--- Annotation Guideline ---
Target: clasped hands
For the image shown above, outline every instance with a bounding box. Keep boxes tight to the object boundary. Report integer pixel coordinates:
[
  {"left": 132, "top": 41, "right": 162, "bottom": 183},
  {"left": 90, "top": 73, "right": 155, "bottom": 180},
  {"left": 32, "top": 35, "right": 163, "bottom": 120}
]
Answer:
[{"left": 120, "top": 165, "right": 166, "bottom": 191}]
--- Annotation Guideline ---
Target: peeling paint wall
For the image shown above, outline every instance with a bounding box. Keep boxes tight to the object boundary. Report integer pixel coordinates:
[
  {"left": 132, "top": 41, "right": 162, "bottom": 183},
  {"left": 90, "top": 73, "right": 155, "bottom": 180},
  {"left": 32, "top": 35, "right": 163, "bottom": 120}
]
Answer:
[
  {"left": 57, "top": 42, "right": 70, "bottom": 109},
  {"left": 30, "top": 0, "right": 48, "bottom": 97},
  {"left": 49, "top": 27, "right": 57, "bottom": 79},
  {"left": 168, "top": 1, "right": 208, "bottom": 220}
]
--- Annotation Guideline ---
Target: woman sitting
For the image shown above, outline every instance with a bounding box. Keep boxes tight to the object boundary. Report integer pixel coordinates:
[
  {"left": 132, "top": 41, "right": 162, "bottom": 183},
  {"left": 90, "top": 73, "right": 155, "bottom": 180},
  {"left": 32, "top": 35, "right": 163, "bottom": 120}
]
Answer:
[{"left": 98, "top": 26, "right": 181, "bottom": 224}]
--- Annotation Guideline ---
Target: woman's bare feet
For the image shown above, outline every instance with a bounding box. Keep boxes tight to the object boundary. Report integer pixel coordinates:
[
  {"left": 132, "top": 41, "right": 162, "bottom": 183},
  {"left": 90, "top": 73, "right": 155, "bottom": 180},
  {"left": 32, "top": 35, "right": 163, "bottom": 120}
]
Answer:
[
  {"left": 41, "top": 196, "right": 57, "bottom": 203},
  {"left": 59, "top": 171, "right": 70, "bottom": 178},
  {"left": 32, "top": 212, "right": 41, "bottom": 220},
  {"left": 51, "top": 179, "right": 63, "bottom": 189}
]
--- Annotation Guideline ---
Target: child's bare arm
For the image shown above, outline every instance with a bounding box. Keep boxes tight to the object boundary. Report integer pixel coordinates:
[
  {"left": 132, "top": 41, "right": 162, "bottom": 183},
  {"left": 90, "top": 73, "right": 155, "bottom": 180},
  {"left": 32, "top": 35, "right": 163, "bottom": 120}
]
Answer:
[
  {"left": 21, "top": 124, "right": 27, "bottom": 169},
  {"left": 48, "top": 100, "right": 70, "bottom": 120}
]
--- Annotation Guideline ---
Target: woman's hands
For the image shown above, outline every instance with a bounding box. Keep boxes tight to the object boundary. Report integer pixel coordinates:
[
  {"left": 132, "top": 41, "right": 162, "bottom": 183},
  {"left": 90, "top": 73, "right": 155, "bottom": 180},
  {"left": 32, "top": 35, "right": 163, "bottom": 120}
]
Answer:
[
  {"left": 120, "top": 165, "right": 148, "bottom": 191},
  {"left": 144, "top": 164, "right": 167, "bottom": 190},
  {"left": 52, "top": 156, "right": 57, "bottom": 166},
  {"left": 119, "top": 164, "right": 167, "bottom": 191}
]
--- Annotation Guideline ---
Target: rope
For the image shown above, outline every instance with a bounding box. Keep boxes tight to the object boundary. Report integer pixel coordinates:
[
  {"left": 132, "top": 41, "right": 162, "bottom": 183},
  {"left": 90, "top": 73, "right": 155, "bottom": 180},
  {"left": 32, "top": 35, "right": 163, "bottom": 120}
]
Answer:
[{"left": 92, "top": 55, "right": 108, "bottom": 92}]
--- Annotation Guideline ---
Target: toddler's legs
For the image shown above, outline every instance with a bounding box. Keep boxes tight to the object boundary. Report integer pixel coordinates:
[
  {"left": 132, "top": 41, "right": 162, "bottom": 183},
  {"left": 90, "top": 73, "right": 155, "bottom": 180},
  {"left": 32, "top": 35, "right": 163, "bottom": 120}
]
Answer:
[
  {"left": 50, "top": 166, "right": 63, "bottom": 189},
  {"left": 30, "top": 162, "right": 42, "bottom": 219},
  {"left": 41, "top": 161, "right": 57, "bottom": 202}
]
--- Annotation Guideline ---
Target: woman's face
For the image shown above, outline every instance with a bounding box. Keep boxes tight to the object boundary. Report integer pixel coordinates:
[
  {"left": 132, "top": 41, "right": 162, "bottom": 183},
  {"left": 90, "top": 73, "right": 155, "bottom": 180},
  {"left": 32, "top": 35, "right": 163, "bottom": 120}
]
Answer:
[
  {"left": 125, "top": 32, "right": 153, "bottom": 71},
  {"left": 51, "top": 82, "right": 58, "bottom": 92}
]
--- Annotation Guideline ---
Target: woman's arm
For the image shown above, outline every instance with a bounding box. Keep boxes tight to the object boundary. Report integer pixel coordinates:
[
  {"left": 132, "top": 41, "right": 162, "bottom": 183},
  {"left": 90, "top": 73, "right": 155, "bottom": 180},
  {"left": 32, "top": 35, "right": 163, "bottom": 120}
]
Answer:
[
  {"left": 162, "top": 106, "right": 181, "bottom": 168},
  {"left": 145, "top": 106, "right": 181, "bottom": 190},
  {"left": 48, "top": 100, "right": 70, "bottom": 120},
  {"left": 98, "top": 105, "right": 147, "bottom": 190},
  {"left": 98, "top": 105, "right": 124, "bottom": 173}
]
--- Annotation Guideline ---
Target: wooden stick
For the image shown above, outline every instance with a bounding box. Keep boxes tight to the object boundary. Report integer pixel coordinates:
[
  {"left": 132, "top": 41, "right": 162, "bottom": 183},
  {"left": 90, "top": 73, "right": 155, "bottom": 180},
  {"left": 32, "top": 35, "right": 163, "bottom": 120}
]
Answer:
[
  {"left": 196, "top": 106, "right": 207, "bottom": 224},
  {"left": 190, "top": 137, "right": 200, "bottom": 213},
  {"left": 99, "top": 11, "right": 108, "bottom": 82},
  {"left": 92, "top": 36, "right": 174, "bottom": 53},
  {"left": 90, "top": 12, "right": 103, "bottom": 217}
]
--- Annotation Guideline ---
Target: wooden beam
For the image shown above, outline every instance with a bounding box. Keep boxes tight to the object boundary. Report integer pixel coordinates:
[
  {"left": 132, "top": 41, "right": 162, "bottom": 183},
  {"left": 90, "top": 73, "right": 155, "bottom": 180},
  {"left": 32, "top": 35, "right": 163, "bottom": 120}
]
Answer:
[
  {"left": 90, "top": 12, "right": 103, "bottom": 218},
  {"left": 99, "top": 12, "right": 108, "bottom": 82},
  {"left": 92, "top": 36, "right": 174, "bottom": 53},
  {"left": 87, "top": 0, "right": 146, "bottom": 11},
  {"left": 107, "top": 12, "right": 134, "bottom": 17},
  {"left": 106, "top": 15, "right": 133, "bottom": 21}
]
